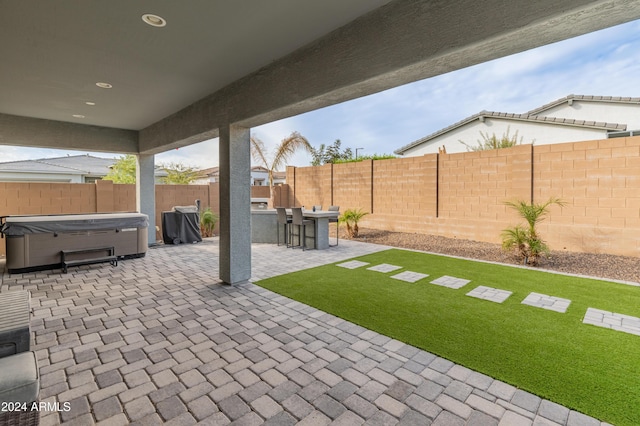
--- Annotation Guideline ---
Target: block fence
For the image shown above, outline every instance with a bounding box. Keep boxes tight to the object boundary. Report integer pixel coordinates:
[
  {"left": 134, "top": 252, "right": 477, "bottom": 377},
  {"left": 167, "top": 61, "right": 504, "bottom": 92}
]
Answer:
[
  {"left": 0, "top": 181, "right": 290, "bottom": 256},
  {"left": 287, "top": 137, "right": 640, "bottom": 257}
]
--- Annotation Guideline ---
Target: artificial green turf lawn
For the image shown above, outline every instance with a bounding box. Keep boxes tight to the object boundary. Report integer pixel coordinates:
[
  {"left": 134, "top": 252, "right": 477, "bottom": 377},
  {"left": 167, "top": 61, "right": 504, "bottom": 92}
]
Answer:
[{"left": 256, "top": 249, "right": 640, "bottom": 425}]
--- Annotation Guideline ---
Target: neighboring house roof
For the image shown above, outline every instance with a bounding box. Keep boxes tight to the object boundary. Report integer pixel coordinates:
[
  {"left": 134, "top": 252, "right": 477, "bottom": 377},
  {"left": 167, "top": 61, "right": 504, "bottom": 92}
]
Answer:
[
  {"left": 527, "top": 94, "right": 640, "bottom": 116},
  {"left": 394, "top": 110, "right": 626, "bottom": 155},
  {"left": 0, "top": 154, "right": 170, "bottom": 178},
  {"left": 200, "top": 166, "right": 284, "bottom": 179},
  {"left": 0, "top": 154, "right": 116, "bottom": 176},
  {"left": 200, "top": 166, "right": 219, "bottom": 177}
]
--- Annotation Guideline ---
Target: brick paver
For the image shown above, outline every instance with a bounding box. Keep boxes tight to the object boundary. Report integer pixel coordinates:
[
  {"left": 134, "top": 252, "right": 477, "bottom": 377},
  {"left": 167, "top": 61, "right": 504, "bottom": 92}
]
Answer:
[{"left": 1, "top": 238, "right": 607, "bottom": 425}]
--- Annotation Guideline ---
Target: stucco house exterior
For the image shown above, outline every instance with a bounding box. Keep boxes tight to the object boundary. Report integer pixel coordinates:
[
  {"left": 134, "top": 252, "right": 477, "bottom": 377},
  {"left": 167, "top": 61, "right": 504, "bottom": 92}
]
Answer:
[
  {"left": 395, "top": 95, "right": 640, "bottom": 156},
  {"left": 0, "top": 154, "right": 168, "bottom": 183},
  {"left": 0, "top": 154, "right": 117, "bottom": 183}
]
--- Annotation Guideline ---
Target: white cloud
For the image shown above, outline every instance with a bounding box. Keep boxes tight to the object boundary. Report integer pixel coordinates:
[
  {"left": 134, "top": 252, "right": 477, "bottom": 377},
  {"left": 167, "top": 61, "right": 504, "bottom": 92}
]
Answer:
[{"left": 155, "top": 138, "right": 219, "bottom": 169}]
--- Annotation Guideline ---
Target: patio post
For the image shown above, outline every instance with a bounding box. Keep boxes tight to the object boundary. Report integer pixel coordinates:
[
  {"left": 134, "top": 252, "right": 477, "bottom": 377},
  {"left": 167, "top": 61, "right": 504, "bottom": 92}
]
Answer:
[
  {"left": 219, "top": 124, "right": 251, "bottom": 284},
  {"left": 136, "top": 154, "right": 156, "bottom": 246}
]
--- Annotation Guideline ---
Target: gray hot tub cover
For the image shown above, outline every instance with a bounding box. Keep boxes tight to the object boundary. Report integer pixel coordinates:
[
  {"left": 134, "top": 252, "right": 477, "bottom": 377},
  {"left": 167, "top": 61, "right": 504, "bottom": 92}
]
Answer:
[{"left": 1, "top": 213, "right": 149, "bottom": 236}]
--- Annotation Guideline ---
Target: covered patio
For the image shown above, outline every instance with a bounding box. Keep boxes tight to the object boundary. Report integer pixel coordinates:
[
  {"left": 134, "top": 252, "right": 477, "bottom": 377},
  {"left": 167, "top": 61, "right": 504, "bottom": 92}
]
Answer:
[
  {"left": 1, "top": 2, "right": 638, "bottom": 425},
  {"left": 0, "top": 241, "right": 605, "bottom": 425},
  {"left": 2, "top": 1, "right": 640, "bottom": 284}
]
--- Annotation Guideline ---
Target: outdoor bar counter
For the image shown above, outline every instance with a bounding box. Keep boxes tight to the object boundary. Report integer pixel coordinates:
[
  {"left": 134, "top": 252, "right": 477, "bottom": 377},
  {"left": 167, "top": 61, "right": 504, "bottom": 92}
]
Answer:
[
  {"left": 251, "top": 208, "right": 338, "bottom": 249},
  {"left": 1, "top": 213, "right": 148, "bottom": 273}
]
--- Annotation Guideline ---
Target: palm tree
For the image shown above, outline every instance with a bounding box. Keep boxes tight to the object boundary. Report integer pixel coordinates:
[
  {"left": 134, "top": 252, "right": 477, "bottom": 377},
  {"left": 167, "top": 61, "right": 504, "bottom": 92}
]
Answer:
[
  {"left": 339, "top": 208, "right": 369, "bottom": 238},
  {"left": 502, "top": 197, "right": 565, "bottom": 265},
  {"left": 251, "top": 131, "right": 312, "bottom": 207}
]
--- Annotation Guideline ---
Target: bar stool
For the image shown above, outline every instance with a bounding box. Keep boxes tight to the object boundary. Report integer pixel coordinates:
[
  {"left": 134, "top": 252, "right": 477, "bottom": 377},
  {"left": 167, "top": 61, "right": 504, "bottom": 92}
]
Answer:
[
  {"left": 328, "top": 205, "right": 340, "bottom": 246},
  {"left": 291, "top": 207, "right": 313, "bottom": 250},
  {"left": 276, "top": 207, "right": 291, "bottom": 247}
]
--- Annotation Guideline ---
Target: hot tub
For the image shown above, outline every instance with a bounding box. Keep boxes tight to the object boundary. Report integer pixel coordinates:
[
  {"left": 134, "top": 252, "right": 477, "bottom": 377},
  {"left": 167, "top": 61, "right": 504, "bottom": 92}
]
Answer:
[{"left": 1, "top": 213, "right": 148, "bottom": 273}]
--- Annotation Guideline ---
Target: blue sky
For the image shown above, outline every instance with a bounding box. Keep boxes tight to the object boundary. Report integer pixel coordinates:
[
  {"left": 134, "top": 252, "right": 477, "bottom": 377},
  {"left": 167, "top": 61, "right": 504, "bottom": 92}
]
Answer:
[{"left": 2, "top": 19, "right": 640, "bottom": 169}]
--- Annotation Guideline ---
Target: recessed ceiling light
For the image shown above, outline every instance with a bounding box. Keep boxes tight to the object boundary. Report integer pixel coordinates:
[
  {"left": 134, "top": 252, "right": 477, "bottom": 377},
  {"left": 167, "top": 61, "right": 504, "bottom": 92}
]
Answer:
[
  {"left": 142, "top": 14, "right": 166, "bottom": 27},
  {"left": 85, "top": 101, "right": 96, "bottom": 106},
  {"left": 72, "top": 114, "right": 85, "bottom": 118},
  {"left": 96, "top": 82, "right": 112, "bottom": 89}
]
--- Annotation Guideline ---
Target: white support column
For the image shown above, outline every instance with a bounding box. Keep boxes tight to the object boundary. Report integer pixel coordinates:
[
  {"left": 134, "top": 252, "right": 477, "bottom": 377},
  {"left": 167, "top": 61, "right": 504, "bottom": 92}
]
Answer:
[
  {"left": 136, "top": 154, "right": 156, "bottom": 246},
  {"left": 219, "top": 124, "right": 251, "bottom": 284}
]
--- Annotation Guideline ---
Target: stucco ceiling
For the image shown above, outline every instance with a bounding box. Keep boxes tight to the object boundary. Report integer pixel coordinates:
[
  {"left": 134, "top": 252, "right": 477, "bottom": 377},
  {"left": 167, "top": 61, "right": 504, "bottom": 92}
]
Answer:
[{"left": 0, "top": 0, "right": 391, "bottom": 131}]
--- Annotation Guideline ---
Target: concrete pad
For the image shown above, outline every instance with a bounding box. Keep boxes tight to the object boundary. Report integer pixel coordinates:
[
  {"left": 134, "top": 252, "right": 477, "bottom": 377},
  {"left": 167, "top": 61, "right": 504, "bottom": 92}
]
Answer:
[
  {"left": 430, "top": 276, "right": 471, "bottom": 289},
  {"left": 391, "top": 271, "right": 429, "bottom": 283},
  {"left": 336, "top": 260, "right": 370, "bottom": 269},
  {"left": 521, "top": 292, "right": 571, "bottom": 313},
  {"left": 367, "top": 264, "right": 403, "bottom": 273},
  {"left": 466, "top": 286, "right": 512, "bottom": 303}
]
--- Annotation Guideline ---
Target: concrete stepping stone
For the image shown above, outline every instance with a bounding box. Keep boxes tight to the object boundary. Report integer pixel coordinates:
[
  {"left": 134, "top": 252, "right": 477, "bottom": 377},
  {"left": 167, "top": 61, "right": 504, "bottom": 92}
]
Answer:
[
  {"left": 367, "top": 263, "right": 403, "bottom": 273},
  {"left": 466, "top": 286, "right": 512, "bottom": 303},
  {"left": 430, "top": 275, "right": 471, "bottom": 289},
  {"left": 583, "top": 308, "right": 640, "bottom": 336},
  {"left": 521, "top": 292, "right": 571, "bottom": 313},
  {"left": 336, "top": 260, "right": 370, "bottom": 269},
  {"left": 390, "top": 271, "right": 429, "bottom": 283}
]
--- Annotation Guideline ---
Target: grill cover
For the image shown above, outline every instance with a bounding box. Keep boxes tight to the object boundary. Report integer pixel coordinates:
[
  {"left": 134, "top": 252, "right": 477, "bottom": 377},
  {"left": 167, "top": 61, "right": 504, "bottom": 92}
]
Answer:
[{"left": 161, "top": 208, "right": 202, "bottom": 244}]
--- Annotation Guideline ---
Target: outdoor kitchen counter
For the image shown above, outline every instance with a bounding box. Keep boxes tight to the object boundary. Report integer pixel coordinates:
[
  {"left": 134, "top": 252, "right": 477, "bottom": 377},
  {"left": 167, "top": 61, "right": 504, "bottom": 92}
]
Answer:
[{"left": 251, "top": 209, "right": 339, "bottom": 249}]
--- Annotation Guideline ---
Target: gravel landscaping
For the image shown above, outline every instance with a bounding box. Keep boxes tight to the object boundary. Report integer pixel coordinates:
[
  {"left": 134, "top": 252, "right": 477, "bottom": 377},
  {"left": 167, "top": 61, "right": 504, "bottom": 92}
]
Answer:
[{"left": 336, "top": 227, "right": 640, "bottom": 284}]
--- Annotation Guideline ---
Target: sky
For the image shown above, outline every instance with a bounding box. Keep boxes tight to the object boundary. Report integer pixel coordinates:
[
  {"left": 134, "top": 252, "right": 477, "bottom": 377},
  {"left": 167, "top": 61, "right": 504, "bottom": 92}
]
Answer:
[{"left": 2, "top": 18, "right": 640, "bottom": 169}]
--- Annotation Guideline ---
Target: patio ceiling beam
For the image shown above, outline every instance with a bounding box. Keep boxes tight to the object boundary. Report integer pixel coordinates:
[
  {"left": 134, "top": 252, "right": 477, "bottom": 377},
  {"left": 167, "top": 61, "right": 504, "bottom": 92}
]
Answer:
[
  {"left": 0, "top": 113, "right": 138, "bottom": 154},
  {"left": 138, "top": 0, "right": 640, "bottom": 154}
]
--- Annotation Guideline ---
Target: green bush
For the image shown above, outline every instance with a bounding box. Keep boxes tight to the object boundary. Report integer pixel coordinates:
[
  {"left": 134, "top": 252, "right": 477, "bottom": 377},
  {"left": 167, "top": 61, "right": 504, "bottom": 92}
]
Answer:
[
  {"left": 200, "top": 207, "right": 219, "bottom": 237},
  {"left": 460, "top": 126, "right": 533, "bottom": 152},
  {"left": 334, "top": 153, "right": 396, "bottom": 163},
  {"left": 501, "top": 197, "right": 565, "bottom": 265},
  {"left": 339, "top": 208, "right": 369, "bottom": 238}
]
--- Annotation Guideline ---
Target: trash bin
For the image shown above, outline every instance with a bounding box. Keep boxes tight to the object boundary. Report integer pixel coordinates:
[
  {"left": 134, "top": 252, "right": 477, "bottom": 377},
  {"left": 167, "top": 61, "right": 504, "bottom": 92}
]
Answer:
[{"left": 161, "top": 205, "right": 202, "bottom": 244}]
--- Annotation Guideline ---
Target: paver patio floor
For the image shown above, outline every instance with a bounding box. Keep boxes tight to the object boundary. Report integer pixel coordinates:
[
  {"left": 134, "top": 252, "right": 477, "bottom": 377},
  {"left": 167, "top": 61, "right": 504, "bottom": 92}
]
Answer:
[{"left": 0, "top": 239, "right": 607, "bottom": 425}]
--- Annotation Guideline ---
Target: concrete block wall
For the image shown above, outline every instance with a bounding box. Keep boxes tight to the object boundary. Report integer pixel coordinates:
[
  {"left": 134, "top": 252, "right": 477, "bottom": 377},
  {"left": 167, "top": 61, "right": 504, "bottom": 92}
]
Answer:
[
  {"left": 370, "top": 155, "right": 437, "bottom": 231},
  {"left": 290, "top": 164, "right": 333, "bottom": 208},
  {"left": 534, "top": 137, "right": 640, "bottom": 255},
  {"left": 112, "top": 183, "right": 137, "bottom": 213},
  {"left": 287, "top": 136, "right": 640, "bottom": 257},
  {"left": 333, "top": 161, "right": 372, "bottom": 213},
  {"left": 436, "top": 145, "right": 533, "bottom": 242},
  {"left": 272, "top": 185, "right": 289, "bottom": 208},
  {"left": 0, "top": 182, "right": 96, "bottom": 216}
]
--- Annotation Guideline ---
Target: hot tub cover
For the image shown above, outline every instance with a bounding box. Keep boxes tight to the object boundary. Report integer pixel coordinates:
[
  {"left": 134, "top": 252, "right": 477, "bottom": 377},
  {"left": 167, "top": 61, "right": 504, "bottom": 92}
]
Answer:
[{"left": 1, "top": 213, "right": 149, "bottom": 236}]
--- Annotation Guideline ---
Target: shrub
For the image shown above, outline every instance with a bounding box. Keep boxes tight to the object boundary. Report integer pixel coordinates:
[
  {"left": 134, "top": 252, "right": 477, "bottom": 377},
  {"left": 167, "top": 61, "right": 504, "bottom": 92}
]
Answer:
[
  {"left": 501, "top": 197, "right": 565, "bottom": 266},
  {"left": 460, "top": 126, "right": 533, "bottom": 152},
  {"left": 339, "top": 208, "right": 369, "bottom": 238},
  {"left": 334, "top": 153, "right": 396, "bottom": 163},
  {"left": 200, "top": 207, "right": 219, "bottom": 237}
]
